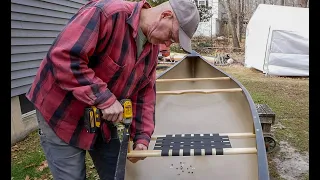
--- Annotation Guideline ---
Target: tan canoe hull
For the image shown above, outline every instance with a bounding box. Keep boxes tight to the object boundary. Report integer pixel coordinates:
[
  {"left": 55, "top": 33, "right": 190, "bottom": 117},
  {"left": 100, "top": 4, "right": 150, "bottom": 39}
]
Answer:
[{"left": 124, "top": 53, "right": 269, "bottom": 180}]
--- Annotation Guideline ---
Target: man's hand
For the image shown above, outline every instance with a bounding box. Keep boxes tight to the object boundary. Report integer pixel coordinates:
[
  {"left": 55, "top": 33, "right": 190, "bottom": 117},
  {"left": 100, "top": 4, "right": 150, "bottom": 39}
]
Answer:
[
  {"left": 128, "top": 144, "right": 147, "bottom": 163},
  {"left": 101, "top": 100, "right": 123, "bottom": 122}
]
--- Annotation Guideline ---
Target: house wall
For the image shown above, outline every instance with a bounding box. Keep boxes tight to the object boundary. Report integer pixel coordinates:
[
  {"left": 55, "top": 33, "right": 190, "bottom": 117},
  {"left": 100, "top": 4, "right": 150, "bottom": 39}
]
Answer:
[
  {"left": 193, "top": 0, "right": 222, "bottom": 37},
  {"left": 11, "top": 0, "right": 89, "bottom": 97},
  {"left": 11, "top": 0, "right": 89, "bottom": 145}
]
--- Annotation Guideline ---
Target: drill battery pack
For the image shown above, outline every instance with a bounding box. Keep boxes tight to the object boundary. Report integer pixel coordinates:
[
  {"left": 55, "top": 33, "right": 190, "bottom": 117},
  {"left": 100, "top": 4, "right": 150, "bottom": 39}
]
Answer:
[{"left": 83, "top": 106, "right": 101, "bottom": 133}]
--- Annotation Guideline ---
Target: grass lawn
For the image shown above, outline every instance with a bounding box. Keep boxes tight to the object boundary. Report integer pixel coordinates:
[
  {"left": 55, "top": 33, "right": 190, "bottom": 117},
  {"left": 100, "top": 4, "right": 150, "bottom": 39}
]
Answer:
[
  {"left": 11, "top": 65, "right": 309, "bottom": 180},
  {"left": 219, "top": 65, "right": 309, "bottom": 180}
]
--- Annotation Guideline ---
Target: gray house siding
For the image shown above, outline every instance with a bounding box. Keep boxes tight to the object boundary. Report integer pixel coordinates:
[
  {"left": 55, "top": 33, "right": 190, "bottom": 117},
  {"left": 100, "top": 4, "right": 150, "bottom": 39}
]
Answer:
[{"left": 11, "top": 0, "right": 89, "bottom": 97}]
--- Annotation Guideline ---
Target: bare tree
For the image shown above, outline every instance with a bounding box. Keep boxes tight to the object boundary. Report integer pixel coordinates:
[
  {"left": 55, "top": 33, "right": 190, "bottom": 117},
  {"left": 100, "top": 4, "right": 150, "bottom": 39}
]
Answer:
[
  {"left": 223, "top": 0, "right": 240, "bottom": 48},
  {"left": 236, "top": 0, "right": 245, "bottom": 42},
  {"left": 236, "top": 0, "right": 241, "bottom": 42},
  {"left": 280, "top": 0, "right": 285, "bottom": 5}
]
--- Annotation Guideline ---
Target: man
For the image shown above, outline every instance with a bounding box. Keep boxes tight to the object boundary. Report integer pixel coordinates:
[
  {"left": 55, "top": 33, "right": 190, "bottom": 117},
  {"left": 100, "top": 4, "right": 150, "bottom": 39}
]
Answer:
[{"left": 26, "top": 0, "right": 200, "bottom": 179}]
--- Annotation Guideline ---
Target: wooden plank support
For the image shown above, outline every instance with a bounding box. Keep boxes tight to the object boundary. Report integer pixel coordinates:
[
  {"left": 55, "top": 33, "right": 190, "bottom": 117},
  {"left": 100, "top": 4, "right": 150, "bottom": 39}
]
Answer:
[
  {"left": 127, "top": 148, "right": 257, "bottom": 157},
  {"left": 156, "top": 77, "right": 230, "bottom": 82},
  {"left": 156, "top": 88, "right": 242, "bottom": 95},
  {"left": 149, "top": 132, "right": 255, "bottom": 141}
]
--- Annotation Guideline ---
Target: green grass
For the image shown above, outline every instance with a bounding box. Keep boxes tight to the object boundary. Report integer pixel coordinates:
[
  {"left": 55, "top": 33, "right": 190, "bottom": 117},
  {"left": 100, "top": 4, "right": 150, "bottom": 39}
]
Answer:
[
  {"left": 11, "top": 131, "right": 51, "bottom": 180},
  {"left": 11, "top": 131, "right": 99, "bottom": 180},
  {"left": 303, "top": 172, "right": 309, "bottom": 180},
  {"left": 219, "top": 66, "right": 309, "bottom": 153},
  {"left": 11, "top": 150, "right": 50, "bottom": 180},
  {"left": 219, "top": 66, "right": 309, "bottom": 179},
  {"left": 12, "top": 65, "right": 309, "bottom": 180}
]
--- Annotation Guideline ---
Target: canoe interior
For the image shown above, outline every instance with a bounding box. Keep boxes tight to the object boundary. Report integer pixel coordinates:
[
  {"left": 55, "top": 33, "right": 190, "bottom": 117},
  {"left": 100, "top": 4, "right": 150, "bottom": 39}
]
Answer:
[{"left": 125, "top": 56, "right": 259, "bottom": 180}]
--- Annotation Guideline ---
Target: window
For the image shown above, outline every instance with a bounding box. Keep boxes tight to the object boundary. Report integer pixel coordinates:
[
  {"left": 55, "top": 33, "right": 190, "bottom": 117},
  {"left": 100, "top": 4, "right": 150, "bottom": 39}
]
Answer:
[
  {"left": 197, "top": 0, "right": 208, "bottom": 7},
  {"left": 198, "top": 0, "right": 206, "bottom": 6},
  {"left": 19, "top": 94, "right": 35, "bottom": 114}
]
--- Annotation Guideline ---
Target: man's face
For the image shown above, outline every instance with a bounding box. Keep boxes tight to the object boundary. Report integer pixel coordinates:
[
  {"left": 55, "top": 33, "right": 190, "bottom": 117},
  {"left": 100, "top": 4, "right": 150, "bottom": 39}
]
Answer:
[{"left": 147, "top": 10, "right": 180, "bottom": 47}]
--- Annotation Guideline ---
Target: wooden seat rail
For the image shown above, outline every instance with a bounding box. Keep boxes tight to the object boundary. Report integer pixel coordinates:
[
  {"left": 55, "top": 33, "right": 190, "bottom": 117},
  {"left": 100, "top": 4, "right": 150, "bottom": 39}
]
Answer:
[
  {"left": 156, "top": 88, "right": 242, "bottom": 95},
  {"left": 156, "top": 77, "right": 230, "bottom": 82},
  {"left": 127, "top": 148, "right": 257, "bottom": 157},
  {"left": 149, "top": 132, "right": 255, "bottom": 140}
]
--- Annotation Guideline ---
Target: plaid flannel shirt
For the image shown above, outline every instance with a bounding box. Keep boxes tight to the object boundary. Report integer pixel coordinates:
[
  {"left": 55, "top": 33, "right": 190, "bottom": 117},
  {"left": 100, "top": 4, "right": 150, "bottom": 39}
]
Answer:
[{"left": 26, "top": 0, "right": 158, "bottom": 150}]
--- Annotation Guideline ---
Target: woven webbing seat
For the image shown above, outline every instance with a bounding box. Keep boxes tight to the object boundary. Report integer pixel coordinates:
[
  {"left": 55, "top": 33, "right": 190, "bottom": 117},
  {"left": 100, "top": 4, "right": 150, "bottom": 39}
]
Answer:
[{"left": 153, "top": 134, "right": 232, "bottom": 156}]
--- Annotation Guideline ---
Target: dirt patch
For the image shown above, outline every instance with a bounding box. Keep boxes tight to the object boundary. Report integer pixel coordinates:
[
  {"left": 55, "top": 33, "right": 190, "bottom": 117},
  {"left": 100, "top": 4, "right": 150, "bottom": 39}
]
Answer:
[{"left": 272, "top": 141, "right": 309, "bottom": 180}]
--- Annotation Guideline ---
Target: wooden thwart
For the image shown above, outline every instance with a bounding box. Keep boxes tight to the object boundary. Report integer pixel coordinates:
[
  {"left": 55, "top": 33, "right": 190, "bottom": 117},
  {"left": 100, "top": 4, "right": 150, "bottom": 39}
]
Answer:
[
  {"left": 156, "top": 77, "right": 230, "bottom": 82},
  {"left": 156, "top": 88, "right": 242, "bottom": 95},
  {"left": 149, "top": 132, "right": 255, "bottom": 141},
  {"left": 127, "top": 148, "right": 257, "bottom": 157}
]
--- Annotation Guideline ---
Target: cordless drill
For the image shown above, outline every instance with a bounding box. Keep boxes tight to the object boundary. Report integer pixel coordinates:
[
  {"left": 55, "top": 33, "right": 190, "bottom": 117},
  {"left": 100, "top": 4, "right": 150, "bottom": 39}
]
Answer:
[
  {"left": 83, "top": 99, "right": 134, "bottom": 180},
  {"left": 83, "top": 99, "right": 133, "bottom": 142}
]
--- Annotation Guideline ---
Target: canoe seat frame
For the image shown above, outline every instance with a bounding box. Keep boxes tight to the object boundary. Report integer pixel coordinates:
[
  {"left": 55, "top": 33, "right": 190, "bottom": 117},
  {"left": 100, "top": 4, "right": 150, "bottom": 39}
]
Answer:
[
  {"left": 125, "top": 78, "right": 256, "bottom": 158},
  {"left": 155, "top": 77, "right": 242, "bottom": 95},
  {"left": 127, "top": 133, "right": 257, "bottom": 157}
]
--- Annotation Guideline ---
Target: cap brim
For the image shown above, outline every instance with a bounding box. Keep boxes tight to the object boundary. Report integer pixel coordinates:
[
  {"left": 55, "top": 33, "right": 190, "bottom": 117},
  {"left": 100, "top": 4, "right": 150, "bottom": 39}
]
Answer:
[{"left": 179, "top": 27, "right": 192, "bottom": 53}]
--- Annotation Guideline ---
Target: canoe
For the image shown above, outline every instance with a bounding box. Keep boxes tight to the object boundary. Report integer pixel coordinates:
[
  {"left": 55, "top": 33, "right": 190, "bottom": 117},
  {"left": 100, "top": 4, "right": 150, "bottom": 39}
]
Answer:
[{"left": 125, "top": 52, "right": 270, "bottom": 180}]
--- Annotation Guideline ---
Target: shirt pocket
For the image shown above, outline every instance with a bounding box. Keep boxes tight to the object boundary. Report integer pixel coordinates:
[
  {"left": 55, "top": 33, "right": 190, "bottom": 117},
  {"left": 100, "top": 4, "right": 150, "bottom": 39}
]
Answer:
[{"left": 92, "top": 53, "right": 126, "bottom": 82}]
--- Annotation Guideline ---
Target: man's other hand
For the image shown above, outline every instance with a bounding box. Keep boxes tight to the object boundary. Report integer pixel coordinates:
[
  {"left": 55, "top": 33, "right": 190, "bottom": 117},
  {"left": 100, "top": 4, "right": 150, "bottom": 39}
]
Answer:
[
  {"left": 101, "top": 100, "right": 123, "bottom": 123},
  {"left": 128, "top": 144, "right": 147, "bottom": 163}
]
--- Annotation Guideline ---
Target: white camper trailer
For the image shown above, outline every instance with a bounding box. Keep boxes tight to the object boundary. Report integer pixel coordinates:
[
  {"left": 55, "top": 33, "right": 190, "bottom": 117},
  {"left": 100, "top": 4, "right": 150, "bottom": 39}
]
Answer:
[{"left": 244, "top": 4, "right": 309, "bottom": 76}]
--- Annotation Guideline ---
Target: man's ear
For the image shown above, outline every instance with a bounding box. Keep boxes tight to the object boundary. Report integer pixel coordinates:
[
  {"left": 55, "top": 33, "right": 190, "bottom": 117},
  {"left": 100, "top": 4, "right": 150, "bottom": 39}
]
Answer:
[{"left": 161, "top": 10, "right": 174, "bottom": 19}]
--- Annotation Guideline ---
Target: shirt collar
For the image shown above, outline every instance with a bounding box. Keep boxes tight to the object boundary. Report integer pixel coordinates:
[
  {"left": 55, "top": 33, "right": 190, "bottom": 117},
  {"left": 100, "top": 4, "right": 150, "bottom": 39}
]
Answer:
[{"left": 126, "top": 0, "right": 152, "bottom": 38}]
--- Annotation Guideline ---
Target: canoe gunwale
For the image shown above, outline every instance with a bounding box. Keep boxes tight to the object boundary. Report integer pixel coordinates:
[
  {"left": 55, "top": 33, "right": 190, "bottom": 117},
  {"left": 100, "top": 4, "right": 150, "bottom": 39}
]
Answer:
[{"left": 156, "top": 51, "right": 270, "bottom": 180}]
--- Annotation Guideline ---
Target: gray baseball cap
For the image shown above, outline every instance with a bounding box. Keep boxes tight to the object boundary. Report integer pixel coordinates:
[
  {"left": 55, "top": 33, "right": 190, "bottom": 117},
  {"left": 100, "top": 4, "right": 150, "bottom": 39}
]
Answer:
[{"left": 169, "top": 0, "right": 200, "bottom": 53}]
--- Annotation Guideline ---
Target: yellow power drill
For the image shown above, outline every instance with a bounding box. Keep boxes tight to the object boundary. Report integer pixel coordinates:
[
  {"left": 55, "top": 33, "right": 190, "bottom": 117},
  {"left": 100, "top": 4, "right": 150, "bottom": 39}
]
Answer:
[{"left": 83, "top": 99, "right": 133, "bottom": 142}]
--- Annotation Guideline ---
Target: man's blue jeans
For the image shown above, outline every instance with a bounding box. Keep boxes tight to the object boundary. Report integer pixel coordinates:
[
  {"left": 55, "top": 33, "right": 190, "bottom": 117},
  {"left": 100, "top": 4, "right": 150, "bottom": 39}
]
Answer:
[{"left": 36, "top": 110, "right": 120, "bottom": 180}]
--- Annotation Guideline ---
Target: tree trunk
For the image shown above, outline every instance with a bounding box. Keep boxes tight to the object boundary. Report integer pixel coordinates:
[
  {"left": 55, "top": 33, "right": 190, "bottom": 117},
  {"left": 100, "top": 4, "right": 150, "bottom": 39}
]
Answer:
[
  {"left": 280, "top": 0, "right": 285, "bottom": 5},
  {"left": 241, "top": 0, "right": 244, "bottom": 40},
  {"left": 224, "top": 0, "right": 240, "bottom": 48},
  {"left": 236, "top": 0, "right": 241, "bottom": 42},
  {"left": 299, "top": 0, "right": 308, "bottom": 7},
  {"left": 237, "top": 0, "right": 244, "bottom": 43}
]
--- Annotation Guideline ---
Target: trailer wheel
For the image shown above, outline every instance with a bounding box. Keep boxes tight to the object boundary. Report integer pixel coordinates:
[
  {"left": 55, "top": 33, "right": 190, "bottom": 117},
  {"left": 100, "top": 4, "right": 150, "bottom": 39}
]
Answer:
[{"left": 264, "top": 135, "right": 277, "bottom": 153}]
